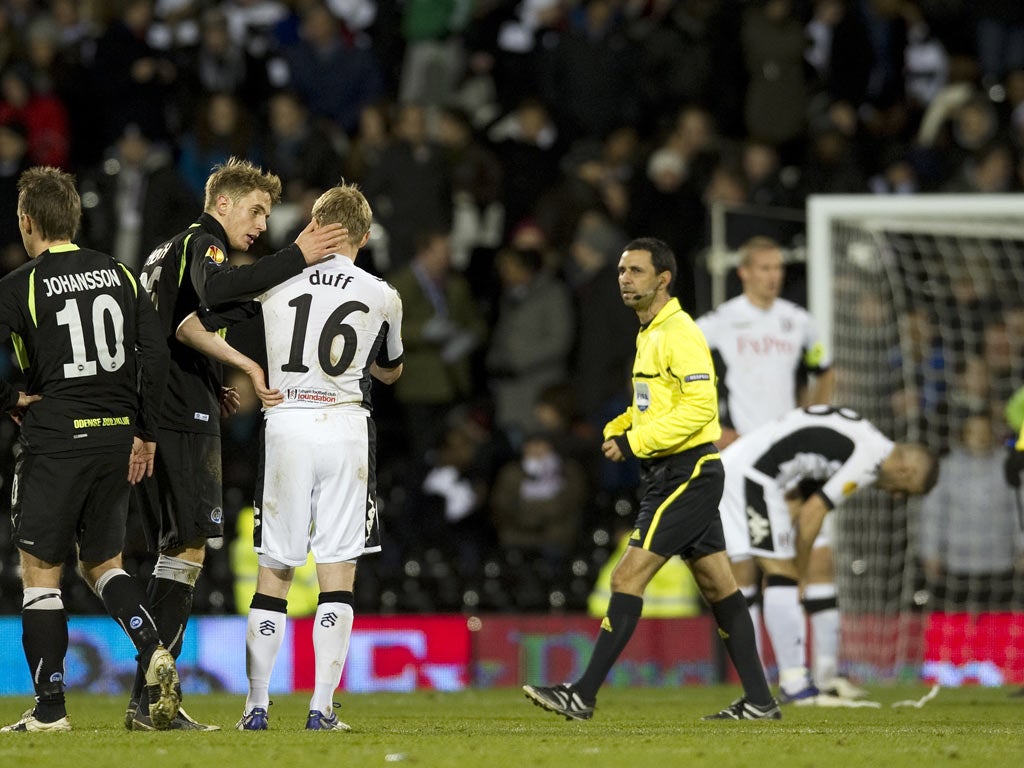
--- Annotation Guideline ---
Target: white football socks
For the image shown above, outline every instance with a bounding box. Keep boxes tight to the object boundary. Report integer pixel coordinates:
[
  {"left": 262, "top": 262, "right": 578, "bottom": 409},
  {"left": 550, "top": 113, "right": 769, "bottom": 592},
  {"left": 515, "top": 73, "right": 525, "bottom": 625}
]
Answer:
[
  {"left": 245, "top": 607, "right": 286, "bottom": 712},
  {"left": 763, "top": 579, "right": 810, "bottom": 694},
  {"left": 309, "top": 602, "right": 354, "bottom": 715},
  {"left": 805, "top": 583, "right": 840, "bottom": 687}
]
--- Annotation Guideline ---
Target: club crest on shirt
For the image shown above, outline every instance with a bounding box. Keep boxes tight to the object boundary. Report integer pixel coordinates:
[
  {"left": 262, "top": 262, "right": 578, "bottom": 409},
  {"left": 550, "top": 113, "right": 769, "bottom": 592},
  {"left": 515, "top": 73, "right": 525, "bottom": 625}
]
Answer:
[
  {"left": 635, "top": 381, "right": 651, "bottom": 412},
  {"left": 205, "top": 245, "right": 225, "bottom": 264},
  {"left": 842, "top": 481, "right": 859, "bottom": 496}
]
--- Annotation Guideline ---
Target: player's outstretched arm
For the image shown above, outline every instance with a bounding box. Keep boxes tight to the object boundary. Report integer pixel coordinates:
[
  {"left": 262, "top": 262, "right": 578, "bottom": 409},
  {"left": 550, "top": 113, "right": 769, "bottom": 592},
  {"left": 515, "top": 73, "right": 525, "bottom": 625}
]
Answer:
[
  {"left": 198, "top": 223, "right": 350, "bottom": 307},
  {"left": 175, "top": 312, "right": 284, "bottom": 408}
]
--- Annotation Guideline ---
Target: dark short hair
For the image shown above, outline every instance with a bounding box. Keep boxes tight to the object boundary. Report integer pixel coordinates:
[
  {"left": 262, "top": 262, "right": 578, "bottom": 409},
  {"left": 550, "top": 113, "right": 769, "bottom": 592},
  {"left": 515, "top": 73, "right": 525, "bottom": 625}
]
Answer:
[{"left": 623, "top": 236, "right": 676, "bottom": 294}]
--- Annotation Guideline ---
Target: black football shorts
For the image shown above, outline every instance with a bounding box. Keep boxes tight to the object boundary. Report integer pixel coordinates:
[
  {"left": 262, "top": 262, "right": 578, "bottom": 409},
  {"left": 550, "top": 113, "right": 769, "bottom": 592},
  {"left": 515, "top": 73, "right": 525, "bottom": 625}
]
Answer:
[
  {"left": 629, "top": 443, "right": 726, "bottom": 560},
  {"left": 11, "top": 450, "right": 131, "bottom": 564},
  {"left": 132, "top": 428, "right": 224, "bottom": 551}
]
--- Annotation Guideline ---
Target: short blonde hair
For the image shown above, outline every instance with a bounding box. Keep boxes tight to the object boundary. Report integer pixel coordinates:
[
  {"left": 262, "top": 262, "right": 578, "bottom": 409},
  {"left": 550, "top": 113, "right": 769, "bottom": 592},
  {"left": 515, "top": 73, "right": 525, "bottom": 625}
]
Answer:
[
  {"left": 203, "top": 157, "right": 282, "bottom": 211},
  {"left": 311, "top": 182, "right": 372, "bottom": 245},
  {"left": 739, "top": 235, "right": 781, "bottom": 268}
]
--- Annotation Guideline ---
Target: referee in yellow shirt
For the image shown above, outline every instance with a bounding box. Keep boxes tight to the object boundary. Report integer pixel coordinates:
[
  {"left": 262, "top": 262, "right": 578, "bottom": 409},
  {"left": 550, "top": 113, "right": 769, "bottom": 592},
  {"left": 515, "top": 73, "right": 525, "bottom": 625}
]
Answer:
[{"left": 524, "top": 237, "right": 779, "bottom": 721}]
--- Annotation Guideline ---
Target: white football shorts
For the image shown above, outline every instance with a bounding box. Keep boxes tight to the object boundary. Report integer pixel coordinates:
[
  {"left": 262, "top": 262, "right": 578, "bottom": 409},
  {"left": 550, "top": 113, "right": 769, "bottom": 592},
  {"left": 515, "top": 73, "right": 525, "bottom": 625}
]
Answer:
[
  {"left": 723, "top": 467, "right": 833, "bottom": 561},
  {"left": 720, "top": 465, "right": 752, "bottom": 560},
  {"left": 256, "top": 407, "right": 377, "bottom": 566}
]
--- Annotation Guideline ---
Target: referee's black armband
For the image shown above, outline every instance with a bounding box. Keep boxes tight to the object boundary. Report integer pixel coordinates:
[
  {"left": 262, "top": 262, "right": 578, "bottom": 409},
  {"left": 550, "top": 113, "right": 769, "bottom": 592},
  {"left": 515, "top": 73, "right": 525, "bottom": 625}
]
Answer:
[{"left": 612, "top": 434, "right": 634, "bottom": 459}]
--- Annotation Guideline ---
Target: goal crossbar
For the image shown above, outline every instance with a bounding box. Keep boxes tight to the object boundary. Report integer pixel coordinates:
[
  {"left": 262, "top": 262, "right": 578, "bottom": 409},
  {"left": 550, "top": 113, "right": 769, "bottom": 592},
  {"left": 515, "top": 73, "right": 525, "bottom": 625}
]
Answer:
[{"left": 807, "top": 194, "right": 1024, "bottom": 354}]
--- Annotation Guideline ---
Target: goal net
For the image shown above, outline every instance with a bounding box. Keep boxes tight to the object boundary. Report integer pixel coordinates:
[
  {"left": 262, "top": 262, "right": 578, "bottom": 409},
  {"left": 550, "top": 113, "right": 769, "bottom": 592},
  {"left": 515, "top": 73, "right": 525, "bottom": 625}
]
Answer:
[{"left": 807, "top": 195, "right": 1024, "bottom": 686}]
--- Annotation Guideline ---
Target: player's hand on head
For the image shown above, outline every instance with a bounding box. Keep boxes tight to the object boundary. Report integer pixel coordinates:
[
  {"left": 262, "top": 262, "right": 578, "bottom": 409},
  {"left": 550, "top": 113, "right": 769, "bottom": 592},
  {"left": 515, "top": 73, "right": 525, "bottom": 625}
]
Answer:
[
  {"left": 1004, "top": 446, "right": 1024, "bottom": 487},
  {"left": 128, "top": 437, "right": 157, "bottom": 484},
  {"left": 295, "top": 219, "right": 348, "bottom": 265}
]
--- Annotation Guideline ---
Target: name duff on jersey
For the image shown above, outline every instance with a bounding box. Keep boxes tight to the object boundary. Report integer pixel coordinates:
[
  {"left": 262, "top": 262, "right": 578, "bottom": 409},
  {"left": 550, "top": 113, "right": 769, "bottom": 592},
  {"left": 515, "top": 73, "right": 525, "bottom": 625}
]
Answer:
[
  {"left": 309, "top": 270, "right": 353, "bottom": 289},
  {"left": 43, "top": 268, "right": 121, "bottom": 297}
]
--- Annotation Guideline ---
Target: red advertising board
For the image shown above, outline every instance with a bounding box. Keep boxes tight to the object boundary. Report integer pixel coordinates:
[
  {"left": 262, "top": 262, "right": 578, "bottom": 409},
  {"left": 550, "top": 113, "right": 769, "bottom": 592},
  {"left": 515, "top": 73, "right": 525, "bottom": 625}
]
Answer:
[
  {"left": 291, "top": 615, "right": 472, "bottom": 692},
  {"left": 922, "top": 612, "right": 1024, "bottom": 686}
]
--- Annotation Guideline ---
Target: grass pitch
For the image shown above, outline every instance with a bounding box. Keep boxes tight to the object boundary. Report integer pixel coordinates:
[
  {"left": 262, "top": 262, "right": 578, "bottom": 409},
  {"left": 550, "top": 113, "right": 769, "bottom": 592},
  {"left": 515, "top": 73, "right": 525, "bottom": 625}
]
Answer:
[{"left": 1, "top": 686, "right": 1022, "bottom": 768}]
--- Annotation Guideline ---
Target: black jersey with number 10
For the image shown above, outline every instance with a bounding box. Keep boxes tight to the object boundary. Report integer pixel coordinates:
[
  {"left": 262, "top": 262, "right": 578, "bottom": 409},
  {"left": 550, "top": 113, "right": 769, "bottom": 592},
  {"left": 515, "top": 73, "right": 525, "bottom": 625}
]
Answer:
[{"left": 0, "top": 244, "right": 168, "bottom": 455}]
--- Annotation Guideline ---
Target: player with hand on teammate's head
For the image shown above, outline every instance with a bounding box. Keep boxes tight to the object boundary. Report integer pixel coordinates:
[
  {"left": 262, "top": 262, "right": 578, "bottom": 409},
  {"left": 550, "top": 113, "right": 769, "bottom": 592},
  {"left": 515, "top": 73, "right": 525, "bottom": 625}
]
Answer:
[
  {"left": 177, "top": 181, "right": 403, "bottom": 731},
  {"left": 0, "top": 167, "right": 179, "bottom": 732},
  {"left": 123, "top": 158, "right": 351, "bottom": 732}
]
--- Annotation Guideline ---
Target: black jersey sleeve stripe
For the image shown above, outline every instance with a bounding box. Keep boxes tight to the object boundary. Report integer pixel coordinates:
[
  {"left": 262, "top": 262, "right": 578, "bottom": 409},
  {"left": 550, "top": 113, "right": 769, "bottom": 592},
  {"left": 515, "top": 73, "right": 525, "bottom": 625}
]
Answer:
[
  {"left": 27, "top": 267, "right": 37, "bottom": 327},
  {"left": 9, "top": 332, "right": 28, "bottom": 370},
  {"left": 178, "top": 233, "right": 196, "bottom": 286}
]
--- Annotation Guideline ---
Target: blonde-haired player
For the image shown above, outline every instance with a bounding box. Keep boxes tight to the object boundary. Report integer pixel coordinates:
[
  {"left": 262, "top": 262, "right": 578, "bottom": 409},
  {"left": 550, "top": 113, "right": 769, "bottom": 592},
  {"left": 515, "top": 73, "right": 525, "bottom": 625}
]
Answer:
[{"left": 178, "top": 181, "right": 403, "bottom": 730}]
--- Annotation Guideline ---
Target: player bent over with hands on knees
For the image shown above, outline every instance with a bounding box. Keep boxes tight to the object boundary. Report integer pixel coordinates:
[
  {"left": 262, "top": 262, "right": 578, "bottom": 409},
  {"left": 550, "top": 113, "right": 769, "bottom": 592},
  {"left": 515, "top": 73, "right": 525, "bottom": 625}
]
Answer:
[
  {"left": 176, "top": 181, "right": 403, "bottom": 731},
  {"left": 522, "top": 237, "right": 780, "bottom": 722},
  {"left": 0, "top": 168, "right": 178, "bottom": 732},
  {"left": 719, "top": 406, "right": 939, "bottom": 705}
]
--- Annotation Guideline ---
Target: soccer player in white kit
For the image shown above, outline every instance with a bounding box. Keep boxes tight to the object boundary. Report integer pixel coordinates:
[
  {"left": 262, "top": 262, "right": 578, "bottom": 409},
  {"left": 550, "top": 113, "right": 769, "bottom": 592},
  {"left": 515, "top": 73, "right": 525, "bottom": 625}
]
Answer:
[
  {"left": 720, "top": 406, "right": 938, "bottom": 703},
  {"left": 177, "top": 183, "right": 403, "bottom": 731},
  {"left": 698, "top": 236, "right": 839, "bottom": 701}
]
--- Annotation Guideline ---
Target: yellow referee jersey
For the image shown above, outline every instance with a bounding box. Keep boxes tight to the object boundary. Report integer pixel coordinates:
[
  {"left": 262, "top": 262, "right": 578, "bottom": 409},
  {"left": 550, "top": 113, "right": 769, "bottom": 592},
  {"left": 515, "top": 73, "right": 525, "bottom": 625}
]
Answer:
[{"left": 604, "top": 297, "right": 721, "bottom": 458}]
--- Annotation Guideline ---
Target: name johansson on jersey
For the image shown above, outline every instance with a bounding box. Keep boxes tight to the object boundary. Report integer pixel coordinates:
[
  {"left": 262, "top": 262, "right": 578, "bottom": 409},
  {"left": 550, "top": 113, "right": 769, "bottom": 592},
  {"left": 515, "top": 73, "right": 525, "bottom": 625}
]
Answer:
[{"left": 41, "top": 268, "right": 122, "bottom": 297}]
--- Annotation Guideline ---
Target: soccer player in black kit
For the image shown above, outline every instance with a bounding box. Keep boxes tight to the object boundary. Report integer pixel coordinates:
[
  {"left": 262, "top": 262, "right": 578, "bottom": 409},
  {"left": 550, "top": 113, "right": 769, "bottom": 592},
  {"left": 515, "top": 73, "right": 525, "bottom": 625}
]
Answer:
[
  {"left": 124, "top": 158, "right": 348, "bottom": 730},
  {"left": 0, "top": 167, "right": 177, "bottom": 732}
]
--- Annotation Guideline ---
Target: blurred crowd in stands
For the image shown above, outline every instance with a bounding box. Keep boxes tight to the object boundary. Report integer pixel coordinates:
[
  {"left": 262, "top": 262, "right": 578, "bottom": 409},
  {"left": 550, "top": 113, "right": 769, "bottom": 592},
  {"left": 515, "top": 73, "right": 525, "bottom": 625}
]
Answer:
[{"left": 1, "top": 0, "right": 1023, "bottom": 615}]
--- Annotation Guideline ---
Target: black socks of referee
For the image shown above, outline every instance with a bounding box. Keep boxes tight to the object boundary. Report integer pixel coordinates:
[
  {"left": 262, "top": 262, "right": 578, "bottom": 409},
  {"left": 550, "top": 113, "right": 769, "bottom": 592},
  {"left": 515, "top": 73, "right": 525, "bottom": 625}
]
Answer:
[
  {"left": 711, "top": 589, "right": 774, "bottom": 706},
  {"left": 574, "top": 592, "right": 643, "bottom": 702}
]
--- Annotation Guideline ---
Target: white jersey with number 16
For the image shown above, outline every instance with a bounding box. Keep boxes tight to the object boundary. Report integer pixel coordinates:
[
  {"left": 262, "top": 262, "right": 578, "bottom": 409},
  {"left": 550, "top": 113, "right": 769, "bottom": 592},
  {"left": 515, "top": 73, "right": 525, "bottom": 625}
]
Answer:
[{"left": 258, "top": 256, "right": 403, "bottom": 412}]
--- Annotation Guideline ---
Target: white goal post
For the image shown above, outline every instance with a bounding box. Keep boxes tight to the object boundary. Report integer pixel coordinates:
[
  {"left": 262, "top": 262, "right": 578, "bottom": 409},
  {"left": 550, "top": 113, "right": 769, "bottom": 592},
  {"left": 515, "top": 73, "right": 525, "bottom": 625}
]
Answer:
[
  {"left": 806, "top": 195, "right": 1024, "bottom": 684},
  {"left": 807, "top": 195, "right": 1024, "bottom": 359}
]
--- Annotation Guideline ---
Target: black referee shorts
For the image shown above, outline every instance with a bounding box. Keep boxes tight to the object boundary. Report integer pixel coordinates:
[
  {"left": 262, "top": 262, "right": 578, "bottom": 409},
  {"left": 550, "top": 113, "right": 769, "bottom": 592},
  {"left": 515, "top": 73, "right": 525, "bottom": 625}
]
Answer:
[
  {"left": 132, "top": 428, "right": 224, "bottom": 552},
  {"left": 629, "top": 443, "right": 726, "bottom": 560}
]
